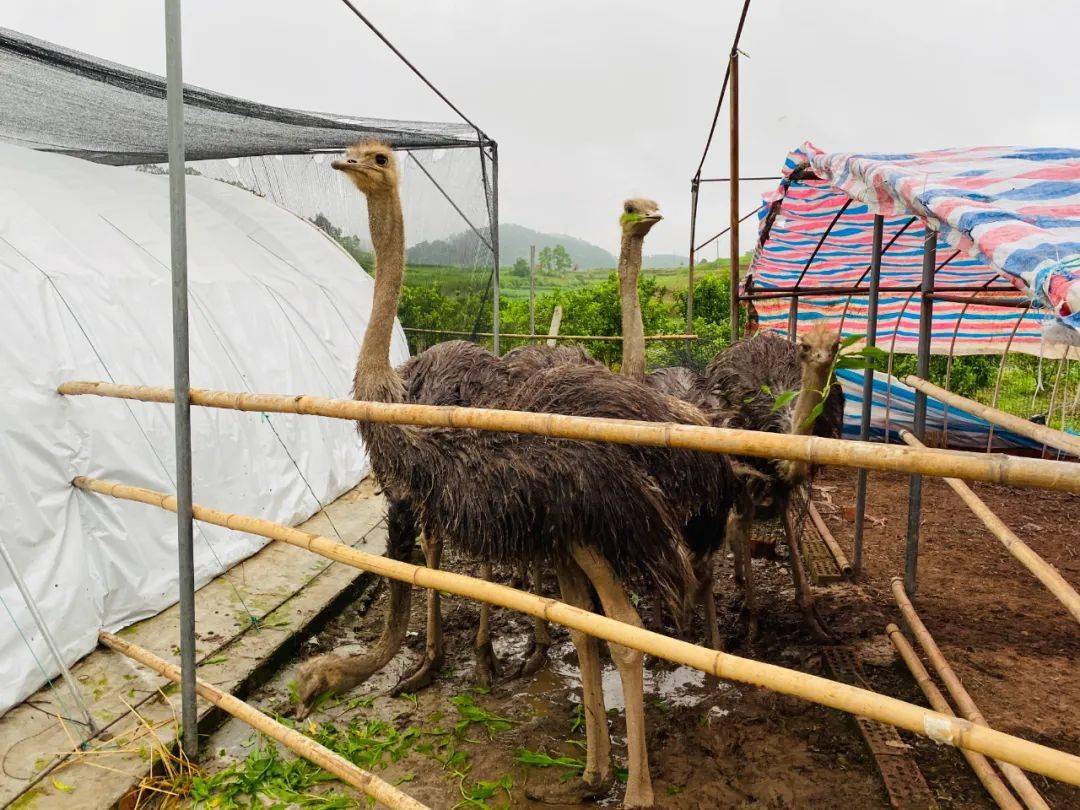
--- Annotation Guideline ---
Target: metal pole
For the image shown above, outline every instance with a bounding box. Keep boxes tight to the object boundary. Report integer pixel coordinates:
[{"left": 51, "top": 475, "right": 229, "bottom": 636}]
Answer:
[
  {"left": 852, "top": 214, "right": 884, "bottom": 576},
  {"left": 904, "top": 224, "right": 936, "bottom": 597},
  {"left": 490, "top": 143, "right": 500, "bottom": 356},
  {"left": 728, "top": 52, "right": 740, "bottom": 343},
  {"left": 164, "top": 0, "right": 198, "bottom": 758},
  {"left": 0, "top": 537, "right": 97, "bottom": 735},
  {"left": 528, "top": 244, "right": 536, "bottom": 337},
  {"left": 687, "top": 179, "right": 699, "bottom": 352}
]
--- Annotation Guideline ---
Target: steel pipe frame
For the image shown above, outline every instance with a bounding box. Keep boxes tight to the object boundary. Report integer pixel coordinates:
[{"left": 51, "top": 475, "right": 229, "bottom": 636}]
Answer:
[
  {"left": 851, "top": 214, "right": 885, "bottom": 575},
  {"left": 786, "top": 198, "right": 853, "bottom": 339},
  {"left": 164, "top": 0, "right": 197, "bottom": 758},
  {"left": 904, "top": 227, "right": 937, "bottom": 597}
]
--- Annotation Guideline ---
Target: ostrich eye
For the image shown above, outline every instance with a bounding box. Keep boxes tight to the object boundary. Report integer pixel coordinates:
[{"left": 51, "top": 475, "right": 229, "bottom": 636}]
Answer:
[
  {"left": 625, "top": 205, "right": 634, "bottom": 214},
  {"left": 374, "top": 153, "right": 388, "bottom": 166}
]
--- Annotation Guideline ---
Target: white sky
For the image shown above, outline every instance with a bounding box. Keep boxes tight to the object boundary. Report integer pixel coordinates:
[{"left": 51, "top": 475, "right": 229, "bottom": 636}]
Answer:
[{"left": 8, "top": 0, "right": 1078, "bottom": 257}]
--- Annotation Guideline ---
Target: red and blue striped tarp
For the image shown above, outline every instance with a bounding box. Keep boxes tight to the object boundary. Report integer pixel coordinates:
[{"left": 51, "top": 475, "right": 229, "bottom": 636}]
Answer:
[{"left": 747, "top": 144, "right": 1080, "bottom": 359}]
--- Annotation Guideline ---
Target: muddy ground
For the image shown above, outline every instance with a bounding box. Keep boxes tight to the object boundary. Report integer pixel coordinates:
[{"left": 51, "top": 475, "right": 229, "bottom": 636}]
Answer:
[{"left": 200, "top": 467, "right": 1079, "bottom": 808}]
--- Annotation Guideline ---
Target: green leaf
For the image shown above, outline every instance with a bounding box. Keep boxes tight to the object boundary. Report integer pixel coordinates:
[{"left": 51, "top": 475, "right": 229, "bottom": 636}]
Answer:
[
  {"left": 801, "top": 400, "right": 826, "bottom": 430},
  {"left": 759, "top": 384, "right": 773, "bottom": 396},
  {"left": 770, "top": 389, "right": 799, "bottom": 412},
  {"left": 840, "top": 333, "right": 865, "bottom": 349},
  {"left": 51, "top": 779, "right": 75, "bottom": 793}
]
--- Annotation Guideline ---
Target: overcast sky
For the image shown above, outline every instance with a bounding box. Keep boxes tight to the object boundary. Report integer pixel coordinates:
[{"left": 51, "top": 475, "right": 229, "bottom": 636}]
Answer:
[{"left": 8, "top": 1, "right": 1078, "bottom": 256}]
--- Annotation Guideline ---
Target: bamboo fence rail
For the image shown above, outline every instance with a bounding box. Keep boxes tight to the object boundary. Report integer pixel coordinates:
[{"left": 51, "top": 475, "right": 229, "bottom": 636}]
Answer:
[
  {"left": 903, "top": 375, "right": 1080, "bottom": 459},
  {"left": 57, "top": 382, "right": 1080, "bottom": 493},
  {"left": 886, "top": 624, "right": 1021, "bottom": 810},
  {"left": 73, "top": 476, "right": 1080, "bottom": 787},
  {"left": 402, "top": 327, "right": 696, "bottom": 342},
  {"left": 807, "top": 502, "right": 852, "bottom": 576},
  {"left": 900, "top": 430, "right": 1080, "bottom": 625},
  {"left": 891, "top": 579, "right": 1050, "bottom": 809},
  {"left": 98, "top": 631, "right": 428, "bottom": 810}
]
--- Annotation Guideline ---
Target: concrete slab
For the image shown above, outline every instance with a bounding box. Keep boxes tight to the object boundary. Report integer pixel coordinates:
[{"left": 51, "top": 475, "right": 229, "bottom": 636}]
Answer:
[{"left": 0, "top": 481, "right": 386, "bottom": 808}]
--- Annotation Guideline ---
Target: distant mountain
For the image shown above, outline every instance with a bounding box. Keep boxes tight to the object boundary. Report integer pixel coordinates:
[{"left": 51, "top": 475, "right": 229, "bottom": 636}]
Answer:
[
  {"left": 406, "top": 223, "right": 685, "bottom": 270},
  {"left": 641, "top": 253, "right": 689, "bottom": 269}
]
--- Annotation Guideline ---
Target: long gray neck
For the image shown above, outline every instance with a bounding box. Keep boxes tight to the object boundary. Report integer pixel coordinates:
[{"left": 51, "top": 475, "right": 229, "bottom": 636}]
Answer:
[{"left": 618, "top": 231, "right": 646, "bottom": 381}]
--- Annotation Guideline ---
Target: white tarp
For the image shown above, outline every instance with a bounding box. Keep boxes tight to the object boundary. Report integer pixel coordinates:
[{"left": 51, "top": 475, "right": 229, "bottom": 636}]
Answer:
[{"left": 0, "top": 143, "right": 408, "bottom": 713}]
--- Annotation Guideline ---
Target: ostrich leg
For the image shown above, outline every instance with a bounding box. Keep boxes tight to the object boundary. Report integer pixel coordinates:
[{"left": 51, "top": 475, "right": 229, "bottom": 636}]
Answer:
[
  {"left": 391, "top": 534, "right": 443, "bottom": 695},
  {"left": 571, "top": 544, "right": 654, "bottom": 809},
  {"left": 474, "top": 562, "right": 500, "bottom": 687},
  {"left": 781, "top": 501, "right": 834, "bottom": 641},
  {"left": 516, "top": 559, "right": 552, "bottom": 678},
  {"left": 726, "top": 504, "right": 758, "bottom": 640},
  {"left": 555, "top": 560, "right": 613, "bottom": 791},
  {"left": 698, "top": 552, "right": 723, "bottom": 651}
]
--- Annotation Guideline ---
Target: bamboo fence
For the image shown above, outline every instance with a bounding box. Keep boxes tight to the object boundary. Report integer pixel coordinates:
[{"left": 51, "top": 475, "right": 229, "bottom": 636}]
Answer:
[
  {"left": 900, "top": 430, "right": 1080, "bottom": 625},
  {"left": 903, "top": 375, "right": 1080, "bottom": 459},
  {"left": 98, "top": 630, "right": 428, "bottom": 810},
  {"left": 57, "top": 382, "right": 1080, "bottom": 493},
  {"left": 886, "top": 623, "right": 1021, "bottom": 810},
  {"left": 807, "top": 502, "right": 852, "bottom": 576},
  {"left": 73, "top": 476, "right": 1080, "bottom": 787},
  {"left": 891, "top": 579, "right": 1050, "bottom": 809},
  {"left": 402, "top": 327, "right": 696, "bottom": 342}
]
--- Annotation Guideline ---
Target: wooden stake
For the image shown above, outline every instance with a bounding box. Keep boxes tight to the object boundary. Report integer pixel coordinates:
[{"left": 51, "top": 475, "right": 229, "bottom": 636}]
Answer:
[
  {"left": 545, "top": 305, "right": 563, "bottom": 348},
  {"left": 891, "top": 579, "right": 1050, "bottom": 809},
  {"left": 904, "top": 375, "right": 1080, "bottom": 459},
  {"left": 901, "top": 430, "right": 1080, "bottom": 625},
  {"left": 808, "top": 502, "right": 851, "bottom": 576},
  {"left": 98, "top": 631, "right": 428, "bottom": 810},
  {"left": 57, "top": 381, "right": 1080, "bottom": 494},
  {"left": 886, "top": 624, "right": 1021, "bottom": 810},
  {"left": 74, "top": 476, "right": 1080, "bottom": 787}
]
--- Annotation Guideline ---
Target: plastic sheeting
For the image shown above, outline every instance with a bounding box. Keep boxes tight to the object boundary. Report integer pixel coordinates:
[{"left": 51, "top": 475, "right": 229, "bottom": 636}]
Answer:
[{"left": 0, "top": 143, "right": 409, "bottom": 713}]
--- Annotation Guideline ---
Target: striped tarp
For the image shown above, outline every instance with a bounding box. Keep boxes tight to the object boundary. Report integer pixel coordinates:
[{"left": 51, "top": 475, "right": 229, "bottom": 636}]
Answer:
[{"left": 747, "top": 144, "right": 1080, "bottom": 359}]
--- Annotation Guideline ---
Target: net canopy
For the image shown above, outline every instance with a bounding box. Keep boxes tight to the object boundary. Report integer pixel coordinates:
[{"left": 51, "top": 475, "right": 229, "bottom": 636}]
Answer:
[
  {"left": 747, "top": 144, "right": 1080, "bottom": 359},
  {"left": 0, "top": 27, "right": 483, "bottom": 164},
  {"left": 0, "top": 27, "right": 500, "bottom": 348}
]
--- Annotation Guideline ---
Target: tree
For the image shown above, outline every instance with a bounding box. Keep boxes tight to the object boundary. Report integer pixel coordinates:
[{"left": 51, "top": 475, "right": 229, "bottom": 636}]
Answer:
[
  {"left": 551, "top": 244, "right": 573, "bottom": 273},
  {"left": 510, "top": 257, "right": 530, "bottom": 278}
]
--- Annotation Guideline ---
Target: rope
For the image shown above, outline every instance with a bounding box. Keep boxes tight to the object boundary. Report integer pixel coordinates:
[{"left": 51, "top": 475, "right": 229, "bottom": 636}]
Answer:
[{"left": 335, "top": 0, "right": 491, "bottom": 142}]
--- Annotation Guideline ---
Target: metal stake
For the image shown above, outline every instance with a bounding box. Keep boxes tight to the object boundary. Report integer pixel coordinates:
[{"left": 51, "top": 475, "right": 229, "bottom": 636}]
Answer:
[
  {"left": 904, "top": 225, "right": 936, "bottom": 597},
  {"left": 728, "top": 52, "right": 740, "bottom": 342},
  {"left": 852, "top": 215, "right": 884, "bottom": 575},
  {"left": 528, "top": 244, "right": 536, "bottom": 338},
  {"left": 165, "top": 0, "right": 198, "bottom": 758},
  {"left": 0, "top": 536, "right": 97, "bottom": 735},
  {"left": 490, "top": 142, "right": 500, "bottom": 356}
]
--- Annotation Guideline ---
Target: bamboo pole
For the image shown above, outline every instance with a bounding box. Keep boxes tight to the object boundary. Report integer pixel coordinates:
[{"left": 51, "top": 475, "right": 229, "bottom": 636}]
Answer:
[
  {"left": 74, "top": 477, "right": 1080, "bottom": 787},
  {"left": 807, "top": 502, "right": 852, "bottom": 576},
  {"left": 891, "top": 579, "right": 1050, "bottom": 809},
  {"left": 886, "top": 624, "right": 1022, "bottom": 810},
  {"left": 57, "top": 382, "right": 1080, "bottom": 494},
  {"left": 98, "top": 630, "right": 428, "bottom": 810},
  {"left": 401, "top": 327, "right": 695, "bottom": 343},
  {"left": 900, "top": 430, "right": 1080, "bottom": 626},
  {"left": 904, "top": 375, "right": 1080, "bottom": 459}
]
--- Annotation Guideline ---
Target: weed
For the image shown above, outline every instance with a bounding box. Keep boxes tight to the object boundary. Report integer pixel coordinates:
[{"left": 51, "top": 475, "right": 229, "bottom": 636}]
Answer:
[{"left": 450, "top": 694, "right": 514, "bottom": 738}]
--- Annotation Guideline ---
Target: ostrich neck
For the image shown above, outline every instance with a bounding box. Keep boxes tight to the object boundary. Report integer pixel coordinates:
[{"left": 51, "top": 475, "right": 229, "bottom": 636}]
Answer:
[
  {"left": 354, "top": 187, "right": 406, "bottom": 393},
  {"left": 790, "top": 360, "right": 831, "bottom": 436},
  {"left": 618, "top": 231, "right": 647, "bottom": 381}
]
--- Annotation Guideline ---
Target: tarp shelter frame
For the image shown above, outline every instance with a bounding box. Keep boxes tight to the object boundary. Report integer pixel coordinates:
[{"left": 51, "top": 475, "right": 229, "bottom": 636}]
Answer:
[{"left": 0, "top": 8, "right": 497, "bottom": 757}]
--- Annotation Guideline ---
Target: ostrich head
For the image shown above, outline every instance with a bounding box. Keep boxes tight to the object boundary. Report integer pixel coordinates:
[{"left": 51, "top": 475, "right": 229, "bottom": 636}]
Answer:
[
  {"left": 294, "top": 653, "right": 377, "bottom": 719},
  {"left": 331, "top": 141, "right": 399, "bottom": 194},
  {"left": 797, "top": 322, "right": 841, "bottom": 374},
  {"left": 620, "top": 198, "right": 663, "bottom": 238}
]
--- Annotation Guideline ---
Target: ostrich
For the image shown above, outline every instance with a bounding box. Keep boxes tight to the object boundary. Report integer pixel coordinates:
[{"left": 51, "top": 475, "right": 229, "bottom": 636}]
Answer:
[
  {"left": 700, "top": 325, "right": 845, "bottom": 639},
  {"left": 296, "top": 141, "right": 708, "bottom": 806},
  {"left": 615, "top": 198, "right": 738, "bottom": 650}
]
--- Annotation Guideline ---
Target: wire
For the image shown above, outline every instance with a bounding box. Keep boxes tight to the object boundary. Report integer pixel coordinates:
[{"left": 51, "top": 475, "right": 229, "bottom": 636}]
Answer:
[
  {"left": 335, "top": 0, "right": 491, "bottom": 142},
  {"left": 693, "top": 0, "right": 752, "bottom": 181}
]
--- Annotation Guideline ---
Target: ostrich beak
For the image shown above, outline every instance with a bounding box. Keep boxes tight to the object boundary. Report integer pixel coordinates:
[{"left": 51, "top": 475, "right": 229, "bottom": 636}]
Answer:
[{"left": 331, "top": 158, "right": 357, "bottom": 172}]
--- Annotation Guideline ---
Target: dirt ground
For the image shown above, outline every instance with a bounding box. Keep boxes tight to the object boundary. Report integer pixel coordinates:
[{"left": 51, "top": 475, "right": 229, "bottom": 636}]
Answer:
[{"left": 200, "top": 467, "right": 1079, "bottom": 809}]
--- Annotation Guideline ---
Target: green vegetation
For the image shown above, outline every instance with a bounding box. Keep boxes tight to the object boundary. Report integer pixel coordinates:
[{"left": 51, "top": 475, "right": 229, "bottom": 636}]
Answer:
[{"left": 176, "top": 691, "right": 520, "bottom": 808}]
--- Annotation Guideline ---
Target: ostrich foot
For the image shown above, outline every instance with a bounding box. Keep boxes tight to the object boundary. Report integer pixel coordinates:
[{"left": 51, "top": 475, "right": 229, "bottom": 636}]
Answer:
[
  {"left": 524, "top": 772, "right": 612, "bottom": 804},
  {"left": 801, "top": 601, "right": 837, "bottom": 642},
  {"left": 390, "top": 652, "right": 443, "bottom": 696},
  {"left": 473, "top": 639, "right": 501, "bottom": 688},
  {"left": 510, "top": 638, "right": 550, "bottom": 679}
]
